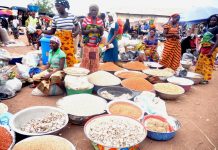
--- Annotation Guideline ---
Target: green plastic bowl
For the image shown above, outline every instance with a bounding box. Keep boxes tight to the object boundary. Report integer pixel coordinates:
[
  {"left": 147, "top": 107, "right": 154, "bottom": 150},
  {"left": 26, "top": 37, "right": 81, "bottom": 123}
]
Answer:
[{"left": 66, "top": 87, "right": 93, "bottom": 95}]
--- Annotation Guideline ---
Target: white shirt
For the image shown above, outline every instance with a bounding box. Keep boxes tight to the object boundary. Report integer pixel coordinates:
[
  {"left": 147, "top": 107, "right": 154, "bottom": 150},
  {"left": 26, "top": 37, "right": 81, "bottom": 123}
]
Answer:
[{"left": 12, "top": 19, "right": 19, "bottom": 28}]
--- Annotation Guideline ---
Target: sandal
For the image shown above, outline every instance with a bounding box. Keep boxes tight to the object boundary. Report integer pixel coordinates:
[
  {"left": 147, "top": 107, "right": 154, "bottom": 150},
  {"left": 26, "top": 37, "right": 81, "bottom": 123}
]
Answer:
[
  {"left": 200, "top": 80, "right": 209, "bottom": 85},
  {"left": 29, "top": 84, "right": 37, "bottom": 88}
]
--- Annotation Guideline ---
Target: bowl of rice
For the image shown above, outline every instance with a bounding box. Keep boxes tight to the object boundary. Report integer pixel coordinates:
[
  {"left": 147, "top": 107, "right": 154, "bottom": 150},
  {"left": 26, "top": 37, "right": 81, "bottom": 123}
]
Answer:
[
  {"left": 154, "top": 83, "right": 185, "bottom": 100},
  {"left": 56, "top": 94, "right": 107, "bottom": 125}
]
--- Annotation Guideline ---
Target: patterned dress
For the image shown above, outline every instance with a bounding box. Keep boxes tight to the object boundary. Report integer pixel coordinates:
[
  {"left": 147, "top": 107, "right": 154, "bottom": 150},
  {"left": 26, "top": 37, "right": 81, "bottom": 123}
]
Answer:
[
  {"left": 80, "top": 17, "right": 103, "bottom": 73},
  {"left": 144, "top": 37, "right": 159, "bottom": 62},
  {"left": 160, "top": 24, "right": 181, "bottom": 70},
  {"left": 52, "top": 13, "right": 78, "bottom": 67},
  {"left": 195, "top": 27, "right": 218, "bottom": 80}
]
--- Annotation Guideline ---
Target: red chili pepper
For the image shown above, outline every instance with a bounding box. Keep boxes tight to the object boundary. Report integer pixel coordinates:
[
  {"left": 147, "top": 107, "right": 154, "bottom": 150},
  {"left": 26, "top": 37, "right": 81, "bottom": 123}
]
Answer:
[{"left": 0, "top": 126, "right": 13, "bottom": 150}]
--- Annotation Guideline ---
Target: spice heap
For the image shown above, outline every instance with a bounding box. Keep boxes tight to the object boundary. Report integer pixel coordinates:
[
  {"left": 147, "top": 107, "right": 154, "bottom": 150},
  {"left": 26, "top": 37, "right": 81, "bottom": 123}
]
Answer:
[
  {"left": 145, "top": 118, "right": 171, "bottom": 133},
  {"left": 109, "top": 102, "right": 143, "bottom": 120},
  {"left": 0, "top": 126, "right": 13, "bottom": 150},
  {"left": 99, "top": 62, "right": 123, "bottom": 72},
  {"left": 13, "top": 135, "right": 74, "bottom": 150},
  {"left": 121, "top": 77, "right": 153, "bottom": 92},
  {"left": 123, "top": 61, "right": 148, "bottom": 71},
  {"left": 116, "top": 71, "right": 147, "bottom": 79}
]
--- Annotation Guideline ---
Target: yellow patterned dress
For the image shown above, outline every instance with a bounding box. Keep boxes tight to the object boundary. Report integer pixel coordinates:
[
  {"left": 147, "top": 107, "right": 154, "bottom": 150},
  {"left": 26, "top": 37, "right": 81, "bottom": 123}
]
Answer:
[{"left": 55, "top": 30, "right": 77, "bottom": 67}]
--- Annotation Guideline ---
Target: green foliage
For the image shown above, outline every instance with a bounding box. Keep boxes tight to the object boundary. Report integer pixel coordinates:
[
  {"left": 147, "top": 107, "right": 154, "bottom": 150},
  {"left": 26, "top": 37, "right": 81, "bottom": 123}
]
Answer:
[{"left": 34, "top": 0, "right": 54, "bottom": 14}]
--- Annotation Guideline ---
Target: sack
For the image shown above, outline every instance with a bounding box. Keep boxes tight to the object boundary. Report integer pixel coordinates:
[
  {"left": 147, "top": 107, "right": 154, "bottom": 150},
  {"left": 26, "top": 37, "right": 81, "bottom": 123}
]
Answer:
[
  {"left": 22, "top": 52, "right": 40, "bottom": 67},
  {"left": 5, "top": 78, "right": 22, "bottom": 92},
  {"left": 48, "top": 84, "right": 64, "bottom": 96},
  {"left": 16, "top": 63, "right": 30, "bottom": 79}
]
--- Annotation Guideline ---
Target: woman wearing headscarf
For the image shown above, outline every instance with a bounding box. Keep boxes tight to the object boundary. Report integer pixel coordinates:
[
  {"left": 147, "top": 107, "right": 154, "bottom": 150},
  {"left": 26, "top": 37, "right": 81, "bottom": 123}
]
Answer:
[
  {"left": 80, "top": 4, "right": 104, "bottom": 73},
  {"left": 32, "top": 36, "right": 66, "bottom": 96},
  {"left": 159, "top": 14, "right": 181, "bottom": 70},
  {"left": 195, "top": 15, "right": 218, "bottom": 84},
  {"left": 39, "top": 0, "right": 79, "bottom": 67},
  {"left": 103, "top": 13, "right": 119, "bottom": 62},
  {"left": 143, "top": 28, "right": 159, "bottom": 62}
]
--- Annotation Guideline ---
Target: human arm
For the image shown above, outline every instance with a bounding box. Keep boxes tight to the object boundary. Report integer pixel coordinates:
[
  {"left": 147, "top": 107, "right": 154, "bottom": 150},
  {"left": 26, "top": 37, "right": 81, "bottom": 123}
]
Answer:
[
  {"left": 207, "top": 34, "right": 218, "bottom": 56},
  {"left": 42, "top": 57, "right": 65, "bottom": 80},
  {"left": 73, "top": 24, "right": 80, "bottom": 38}
]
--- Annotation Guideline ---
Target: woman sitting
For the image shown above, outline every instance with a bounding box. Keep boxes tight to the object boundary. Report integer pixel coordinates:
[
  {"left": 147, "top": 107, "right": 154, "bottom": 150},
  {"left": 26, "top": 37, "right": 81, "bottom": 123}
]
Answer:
[
  {"left": 143, "top": 28, "right": 159, "bottom": 62},
  {"left": 31, "top": 36, "right": 66, "bottom": 96}
]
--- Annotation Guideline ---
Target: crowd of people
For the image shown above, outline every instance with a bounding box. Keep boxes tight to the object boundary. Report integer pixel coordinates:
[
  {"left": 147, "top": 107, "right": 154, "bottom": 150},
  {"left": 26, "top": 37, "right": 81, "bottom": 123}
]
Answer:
[{"left": 0, "top": 0, "right": 217, "bottom": 95}]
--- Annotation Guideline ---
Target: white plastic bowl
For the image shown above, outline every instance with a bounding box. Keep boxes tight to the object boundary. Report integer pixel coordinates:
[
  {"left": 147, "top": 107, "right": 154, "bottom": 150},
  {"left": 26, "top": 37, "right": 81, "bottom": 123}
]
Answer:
[
  {"left": 9, "top": 106, "right": 69, "bottom": 136},
  {"left": 167, "top": 76, "right": 194, "bottom": 92}
]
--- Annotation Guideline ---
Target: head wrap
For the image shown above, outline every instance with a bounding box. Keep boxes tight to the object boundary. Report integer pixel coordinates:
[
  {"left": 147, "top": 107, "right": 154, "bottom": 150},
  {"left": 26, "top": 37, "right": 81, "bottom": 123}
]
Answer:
[
  {"left": 171, "top": 13, "right": 180, "bottom": 20},
  {"left": 89, "top": 4, "right": 99, "bottom": 11},
  {"left": 108, "top": 12, "right": 117, "bottom": 22},
  {"left": 50, "top": 36, "right": 61, "bottom": 47},
  {"left": 55, "top": 0, "right": 70, "bottom": 9}
]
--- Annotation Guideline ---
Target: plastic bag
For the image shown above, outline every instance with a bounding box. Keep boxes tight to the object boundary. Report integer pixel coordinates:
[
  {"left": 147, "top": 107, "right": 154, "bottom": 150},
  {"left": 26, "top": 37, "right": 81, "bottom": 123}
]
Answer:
[
  {"left": 134, "top": 91, "right": 168, "bottom": 117},
  {"left": 5, "top": 78, "right": 22, "bottom": 92},
  {"left": 16, "top": 63, "right": 30, "bottom": 79},
  {"left": 22, "top": 52, "right": 40, "bottom": 67},
  {"left": 0, "top": 112, "right": 13, "bottom": 126},
  {"left": 0, "top": 85, "right": 15, "bottom": 98},
  {"left": 49, "top": 84, "right": 64, "bottom": 96},
  {"left": 0, "top": 49, "right": 11, "bottom": 60}
]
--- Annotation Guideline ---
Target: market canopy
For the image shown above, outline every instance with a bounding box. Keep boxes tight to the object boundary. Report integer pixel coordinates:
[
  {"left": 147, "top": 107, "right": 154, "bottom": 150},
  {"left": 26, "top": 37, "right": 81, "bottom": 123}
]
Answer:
[
  {"left": 180, "top": 6, "right": 218, "bottom": 23},
  {"left": 0, "top": 9, "right": 12, "bottom": 17}
]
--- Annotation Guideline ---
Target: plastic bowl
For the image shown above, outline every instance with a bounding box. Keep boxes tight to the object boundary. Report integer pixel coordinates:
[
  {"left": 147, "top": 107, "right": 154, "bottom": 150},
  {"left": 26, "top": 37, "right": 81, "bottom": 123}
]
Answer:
[
  {"left": 0, "top": 125, "right": 15, "bottom": 149},
  {"left": 114, "top": 69, "right": 147, "bottom": 80},
  {"left": 167, "top": 76, "right": 194, "bottom": 92},
  {"left": 185, "top": 72, "right": 204, "bottom": 85},
  {"left": 66, "top": 85, "right": 93, "bottom": 96},
  {"left": 84, "top": 114, "right": 147, "bottom": 150},
  {"left": 13, "top": 135, "right": 76, "bottom": 150},
  {"left": 155, "top": 91, "right": 184, "bottom": 100},
  {"left": 106, "top": 100, "right": 144, "bottom": 121},
  {"left": 143, "top": 115, "right": 181, "bottom": 141},
  {"left": 56, "top": 94, "right": 107, "bottom": 125},
  {"left": 97, "top": 86, "right": 135, "bottom": 101},
  {"left": 9, "top": 106, "right": 69, "bottom": 136}
]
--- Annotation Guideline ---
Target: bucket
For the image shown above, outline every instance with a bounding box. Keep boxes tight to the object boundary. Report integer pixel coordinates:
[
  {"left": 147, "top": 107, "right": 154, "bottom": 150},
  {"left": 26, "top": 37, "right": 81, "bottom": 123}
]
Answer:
[
  {"left": 40, "top": 36, "right": 51, "bottom": 65},
  {"left": 66, "top": 88, "right": 93, "bottom": 96}
]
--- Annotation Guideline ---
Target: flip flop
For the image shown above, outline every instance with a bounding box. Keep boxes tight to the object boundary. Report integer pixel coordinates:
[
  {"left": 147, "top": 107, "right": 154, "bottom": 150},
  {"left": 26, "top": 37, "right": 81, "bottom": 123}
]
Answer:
[
  {"left": 29, "top": 84, "right": 37, "bottom": 88},
  {"left": 200, "top": 80, "right": 209, "bottom": 85}
]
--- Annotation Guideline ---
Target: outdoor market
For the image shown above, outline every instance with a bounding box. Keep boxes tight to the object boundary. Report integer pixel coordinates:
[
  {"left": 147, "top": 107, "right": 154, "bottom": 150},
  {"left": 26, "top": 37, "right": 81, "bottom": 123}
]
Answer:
[{"left": 0, "top": 0, "right": 218, "bottom": 150}]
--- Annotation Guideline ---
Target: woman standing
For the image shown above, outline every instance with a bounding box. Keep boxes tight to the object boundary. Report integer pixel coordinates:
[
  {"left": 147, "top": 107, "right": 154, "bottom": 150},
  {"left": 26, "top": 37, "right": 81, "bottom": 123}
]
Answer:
[
  {"left": 160, "top": 14, "right": 181, "bottom": 70},
  {"left": 103, "top": 13, "right": 119, "bottom": 62},
  {"left": 195, "top": 15, "right": 218, "bottom": 84},
  {"left": 144, "top": 28, "right": 159, "bottom": 62},
  {"left": 40, "top": 0, "right": 80, "bottom": 67},
  {"left": 80, "top": 5, "right": 104, "bottom": 73}
]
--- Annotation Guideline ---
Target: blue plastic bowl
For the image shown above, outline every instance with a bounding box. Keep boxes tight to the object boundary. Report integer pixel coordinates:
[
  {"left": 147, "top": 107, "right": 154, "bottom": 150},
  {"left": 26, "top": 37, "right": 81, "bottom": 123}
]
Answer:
[
  {"left": 27, "top": 5, "right": 39, "bottom": 12},
  {"left": 147, "top": 130, "right": 176, "bottom": 141},
  {"left": 144, "top": 115, "right": 181, "bottom": 141}
]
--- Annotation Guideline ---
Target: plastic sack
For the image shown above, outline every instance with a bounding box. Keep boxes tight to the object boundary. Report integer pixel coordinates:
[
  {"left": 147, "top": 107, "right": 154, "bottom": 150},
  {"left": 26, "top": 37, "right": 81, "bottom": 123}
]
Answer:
[
  {"left": 0, "top": 49, "right": 11, "bottom": 60},
  {"left": 5, "top": 78, "right": 22, "bottom": 92},
  {"left": 16, "top": 63, "right": 30, "bottom": 79},
  {"left": 134, "top": 91, "right": 168, "bottom": 117},
  {"left": 22, "top": 52, "right": 40, "bottom": 67},
  {"left": 49, "top": 84, "right": 64, "bottom": 96},
  {"left": 0, "top": 85, "right": 15, "bottom": 98},
  {"left": 0, "top": 112, "right": 13, "bottom": 126}
]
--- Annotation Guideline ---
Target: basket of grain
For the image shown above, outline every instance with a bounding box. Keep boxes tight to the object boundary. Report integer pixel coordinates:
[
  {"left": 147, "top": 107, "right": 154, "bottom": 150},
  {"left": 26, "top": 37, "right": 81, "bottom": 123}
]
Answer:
[
  {"left": 154, "top": 83, "right": 185, "bottom": 100},
  {"left": 13, "top": 135, "right": 76, "bottom": 150}
]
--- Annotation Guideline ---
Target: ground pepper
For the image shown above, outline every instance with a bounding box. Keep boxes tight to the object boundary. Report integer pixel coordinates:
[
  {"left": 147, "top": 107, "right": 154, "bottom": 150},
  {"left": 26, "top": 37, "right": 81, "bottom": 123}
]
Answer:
[
  {"left": 121, "top": 77, "right": 154, "bottom": 92},
  {"left": 123, "top": 61, "right": 149, "bottom": 71},
  {"left": 116, "top": 71, "right": 148, "bottom": 79},
  {"left": 99, "top": 62, "right": 123, "bottom": 72},
  {"left": 0, "top": 126, "right": 13, "bottom": 150}
]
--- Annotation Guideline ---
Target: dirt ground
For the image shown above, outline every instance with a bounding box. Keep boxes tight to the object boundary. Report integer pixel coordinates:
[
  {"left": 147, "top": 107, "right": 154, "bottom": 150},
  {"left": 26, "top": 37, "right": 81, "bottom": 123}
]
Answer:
[{"left": 2, "top": 35, "right": 218, "bottom": 150}]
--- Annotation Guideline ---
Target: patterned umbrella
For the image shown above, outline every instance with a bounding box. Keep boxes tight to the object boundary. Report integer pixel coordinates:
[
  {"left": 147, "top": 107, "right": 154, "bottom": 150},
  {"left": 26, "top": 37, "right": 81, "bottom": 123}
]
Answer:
[{"left": 0, "top": 9, "right": 13, "bottom": 17}]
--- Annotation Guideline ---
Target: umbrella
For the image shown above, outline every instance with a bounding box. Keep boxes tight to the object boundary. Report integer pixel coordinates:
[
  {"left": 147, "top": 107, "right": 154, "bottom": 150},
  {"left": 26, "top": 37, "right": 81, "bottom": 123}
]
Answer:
[
  {"left": 180, "top": 6, "right": 218, "bottom": 22},
  {"left": 0, "top": 9, "right": 12, "bottom": 17}
]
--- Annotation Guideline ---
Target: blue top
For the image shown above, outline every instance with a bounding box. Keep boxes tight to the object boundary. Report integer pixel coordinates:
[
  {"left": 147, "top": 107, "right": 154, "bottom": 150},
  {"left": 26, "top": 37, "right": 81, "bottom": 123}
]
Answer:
[
  {"left": 103, "top": 22, "right": 119, "bottom": 62},
  {"left": 144, "top": 38, "right": 158, "bottom": 46}
]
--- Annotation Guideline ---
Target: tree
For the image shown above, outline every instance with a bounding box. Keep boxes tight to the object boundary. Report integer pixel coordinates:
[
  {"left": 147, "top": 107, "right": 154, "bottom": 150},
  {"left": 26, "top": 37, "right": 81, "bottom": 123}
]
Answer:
[{"left": 34, "top": 0, "right": 54, "bottom": 14}]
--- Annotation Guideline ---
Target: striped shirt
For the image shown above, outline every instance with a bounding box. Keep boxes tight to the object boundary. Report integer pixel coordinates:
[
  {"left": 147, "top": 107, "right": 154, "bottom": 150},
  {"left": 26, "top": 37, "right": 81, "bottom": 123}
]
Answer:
[{"left": 52, "top": 13, "right": 78, "bottom": 31}]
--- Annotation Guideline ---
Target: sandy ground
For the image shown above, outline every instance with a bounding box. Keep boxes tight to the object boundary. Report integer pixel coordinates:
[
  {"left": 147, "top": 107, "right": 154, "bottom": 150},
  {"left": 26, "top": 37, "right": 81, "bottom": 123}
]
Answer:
[{"left": 1, "top": 35, "right": 218, "bottom": 150}]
